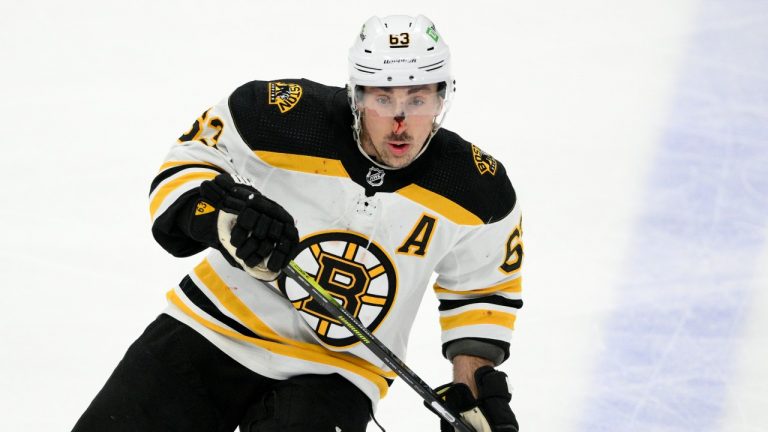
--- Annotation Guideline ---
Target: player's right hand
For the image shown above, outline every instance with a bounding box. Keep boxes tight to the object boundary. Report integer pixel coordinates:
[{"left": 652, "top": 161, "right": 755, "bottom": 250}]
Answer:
[{"left": 187, "top": 173, "right": 299, "bottom": 280}]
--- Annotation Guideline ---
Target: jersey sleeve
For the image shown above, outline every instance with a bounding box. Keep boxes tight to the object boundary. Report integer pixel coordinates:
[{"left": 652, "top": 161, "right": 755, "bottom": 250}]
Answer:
[
  {"left": 433, "top": 201, "right": 524, "bottom": 365},
  {"left": 149, "top": 104, "right": 235, "bottom": 257}
]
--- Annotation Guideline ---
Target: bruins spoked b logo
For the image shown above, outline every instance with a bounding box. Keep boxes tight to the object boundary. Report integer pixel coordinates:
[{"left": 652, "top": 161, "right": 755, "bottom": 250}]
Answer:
[{"left": 278, "top": 232, "right": 398, "bottom": 347}]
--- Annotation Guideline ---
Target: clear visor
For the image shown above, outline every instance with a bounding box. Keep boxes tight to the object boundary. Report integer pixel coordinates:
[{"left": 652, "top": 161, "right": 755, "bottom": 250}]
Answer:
[{"left": 355, "top": 84, "right": 447, "bottom": 119}]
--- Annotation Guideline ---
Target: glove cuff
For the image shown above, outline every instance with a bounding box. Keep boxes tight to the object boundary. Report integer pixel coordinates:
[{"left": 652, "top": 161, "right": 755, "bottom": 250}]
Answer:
[
  {"left": 474, "top": 366, "right": 512, "bottom": 403},
  {"left": 474, "top": 367, "right": 518, "bottom": 431},
  {"left": 178, "top": 173, "right": 258, "bottom": 247}
]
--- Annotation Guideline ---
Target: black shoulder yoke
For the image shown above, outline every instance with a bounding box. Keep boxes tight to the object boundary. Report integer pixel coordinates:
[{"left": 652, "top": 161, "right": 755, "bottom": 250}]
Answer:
[
  {"left": 415, "top": 129, "right": 517, "bottom": 224},
  {"left": 227, "top": 78, "right": 345, "bottom": 159},
  {"left": 227, "top": 79, "right": 516, "bottom": 224}
]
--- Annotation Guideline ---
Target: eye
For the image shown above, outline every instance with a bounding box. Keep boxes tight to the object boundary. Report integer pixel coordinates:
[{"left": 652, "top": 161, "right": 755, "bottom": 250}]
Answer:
[
  {"left": 376, "top": 96, "right": 390, "bottom": 105},
  {"left": 409, "top": 97, "right": 425, "bottom": 107}
]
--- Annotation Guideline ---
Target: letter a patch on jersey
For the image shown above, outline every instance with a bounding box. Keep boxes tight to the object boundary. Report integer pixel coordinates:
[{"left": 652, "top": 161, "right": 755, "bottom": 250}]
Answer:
[
  {"left": 397, "top": 213, "right": 438, "bottom": 257},
  {"left": 268, "top": 82, "right": 303, "bottom": 113}
]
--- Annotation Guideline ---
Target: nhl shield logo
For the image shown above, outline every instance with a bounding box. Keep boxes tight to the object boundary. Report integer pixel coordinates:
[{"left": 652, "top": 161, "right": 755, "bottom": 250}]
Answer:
[
  {"left": 268, "top": 82, "right": 303, "bottom": 113},
  {"left": 366, "top": 167, "right": 385, "bottom": 187},
  {"left": 472, "top": 144, "right": 498, "bottom": 176}
]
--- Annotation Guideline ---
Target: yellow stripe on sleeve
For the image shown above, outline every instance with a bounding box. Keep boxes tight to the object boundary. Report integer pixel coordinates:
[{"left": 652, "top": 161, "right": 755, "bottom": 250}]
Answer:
[
  {"left": 439, "top": 309, "right": 517, "bottom": 331},
  {"left": 433, "top": 277, "right": 522, "bottom": 296},
  {"left": 167, "top": 289, "right": 391, "bottom": 398},
  {"left": 149, "top": 171, "right": 218, "bottom": 219}
]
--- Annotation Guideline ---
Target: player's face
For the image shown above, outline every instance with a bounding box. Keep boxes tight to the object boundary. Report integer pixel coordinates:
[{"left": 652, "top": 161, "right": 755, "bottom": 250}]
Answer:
[{"left": 359, "top": 84, "right": 442, "bottom": 169}]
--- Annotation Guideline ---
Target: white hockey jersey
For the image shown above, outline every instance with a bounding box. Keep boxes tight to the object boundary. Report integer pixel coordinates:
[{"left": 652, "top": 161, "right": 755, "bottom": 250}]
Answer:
[{"left": 148, "top": 79, "right": 523, "bottom": 408}]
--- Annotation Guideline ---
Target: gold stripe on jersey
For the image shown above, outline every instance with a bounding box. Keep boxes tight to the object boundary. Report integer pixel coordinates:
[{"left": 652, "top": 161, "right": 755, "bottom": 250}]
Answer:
[
  {"left": 433, "top": 277, "right": 522, "bottom": 296},
  {"left": 167, "top": 289, "right": 392, "bottom": 397},
  {"left": 192, "top": 260, "right": 398, "bottom": 379},
  {"left": 439, "top": 309, "right": 517, "bottom": 331},
  {"left": 396, "top": 185, "right": 483, "bottom": 226},
  {"left": 193, "top": 260, "right": 284, "bottom": 342},
  {"left": 157, "top": 160, "right": 222, "bottom": 173},
  {"left": 149, "top": 171, "right": 218, "bottom": 219},
  {"left": 254, "top": 151, "right": 349, "bottom": 178}
]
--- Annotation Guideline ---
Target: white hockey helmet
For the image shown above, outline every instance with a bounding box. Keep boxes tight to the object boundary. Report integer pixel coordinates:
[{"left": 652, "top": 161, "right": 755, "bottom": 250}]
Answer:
[{"left": 348, "top": 15, "right": 455, "bottom": 167}]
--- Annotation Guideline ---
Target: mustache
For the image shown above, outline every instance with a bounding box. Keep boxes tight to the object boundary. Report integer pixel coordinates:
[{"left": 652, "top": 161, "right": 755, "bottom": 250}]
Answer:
[{"left": 387, "top": 132, "right": 413, "bottom": 142}]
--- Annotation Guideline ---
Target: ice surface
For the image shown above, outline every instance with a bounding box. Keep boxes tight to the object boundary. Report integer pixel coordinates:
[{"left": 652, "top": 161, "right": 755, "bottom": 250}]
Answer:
[
  {"left": 578, "top": 2, "right": 768, "bottom": 431},
  {"left": 1, "top": 1, "right": 766, "bottom": 431}
]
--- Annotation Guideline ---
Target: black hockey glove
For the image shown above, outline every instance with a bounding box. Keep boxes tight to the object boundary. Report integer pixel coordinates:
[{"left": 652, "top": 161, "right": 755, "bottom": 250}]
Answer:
[
  {"left": 183, "top": 173, "right": 299, "bottom": 280},
  {"left": 430, "top": 366, "right": 519, "bottom": 432}
]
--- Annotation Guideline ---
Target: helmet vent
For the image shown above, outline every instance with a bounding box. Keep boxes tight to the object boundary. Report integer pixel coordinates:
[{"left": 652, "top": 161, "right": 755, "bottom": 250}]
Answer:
[
  {"left": 364, "top": 49, "right": 372, "bottom": 53},
  {"left": 354, "top": 68, "right": 375, "bottom": 74},
  {"left": 425, "top": 65, "right": 444, "bottom": 72},
  {"left": 356, "top": 63, "right": 382, "bottom": 71},
  {"left": 427, "top": 47, "right": 435, "bottom": 51},
  {"left": 419, "top": 60, "right": 445, "bottom": 69}
]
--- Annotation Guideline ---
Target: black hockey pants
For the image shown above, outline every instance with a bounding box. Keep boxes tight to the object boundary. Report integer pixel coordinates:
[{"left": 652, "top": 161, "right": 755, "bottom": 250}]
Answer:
[{"left": 72, "top": 314, "right": 371, "bottom": 432}]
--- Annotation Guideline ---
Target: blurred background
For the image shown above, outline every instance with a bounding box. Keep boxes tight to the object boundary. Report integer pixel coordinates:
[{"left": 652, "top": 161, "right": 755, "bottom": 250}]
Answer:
[{"left": 1, "top": 0, "right": 766, "bottom": 430}]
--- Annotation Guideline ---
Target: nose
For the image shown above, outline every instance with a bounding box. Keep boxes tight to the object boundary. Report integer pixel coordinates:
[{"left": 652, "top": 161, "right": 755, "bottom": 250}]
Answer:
[{"left": 392, "top": 113, "right": 406, "bottom": 134}]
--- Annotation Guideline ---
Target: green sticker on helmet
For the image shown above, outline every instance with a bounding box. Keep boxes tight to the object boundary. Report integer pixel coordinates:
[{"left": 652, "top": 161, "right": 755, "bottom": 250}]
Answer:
[{"left": 426, "top": 25, "right": 439, "bottom": 42}]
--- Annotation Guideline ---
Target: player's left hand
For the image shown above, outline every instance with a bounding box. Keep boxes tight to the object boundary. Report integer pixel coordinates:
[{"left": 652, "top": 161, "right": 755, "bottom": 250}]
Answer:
[{"left": 433, "top": 366, "right": 519, "bottom": 432}]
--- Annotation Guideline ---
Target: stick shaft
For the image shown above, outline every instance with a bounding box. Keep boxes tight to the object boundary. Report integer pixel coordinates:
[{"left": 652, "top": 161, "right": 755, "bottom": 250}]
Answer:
[{"left": 284, "top": 262, "right": 474, "bottom": 432}]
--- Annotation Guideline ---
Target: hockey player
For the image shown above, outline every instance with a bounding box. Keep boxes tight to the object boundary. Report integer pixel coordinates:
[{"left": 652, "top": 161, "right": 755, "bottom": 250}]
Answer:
[{"left": 73, "top": 14, "right": 522, "bottom": 432}]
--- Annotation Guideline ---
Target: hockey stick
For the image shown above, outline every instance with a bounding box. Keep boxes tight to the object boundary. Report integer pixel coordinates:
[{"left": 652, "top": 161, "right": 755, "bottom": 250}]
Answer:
[{"left": 283, "top": 261, "right": 476, "bottom": 432}]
